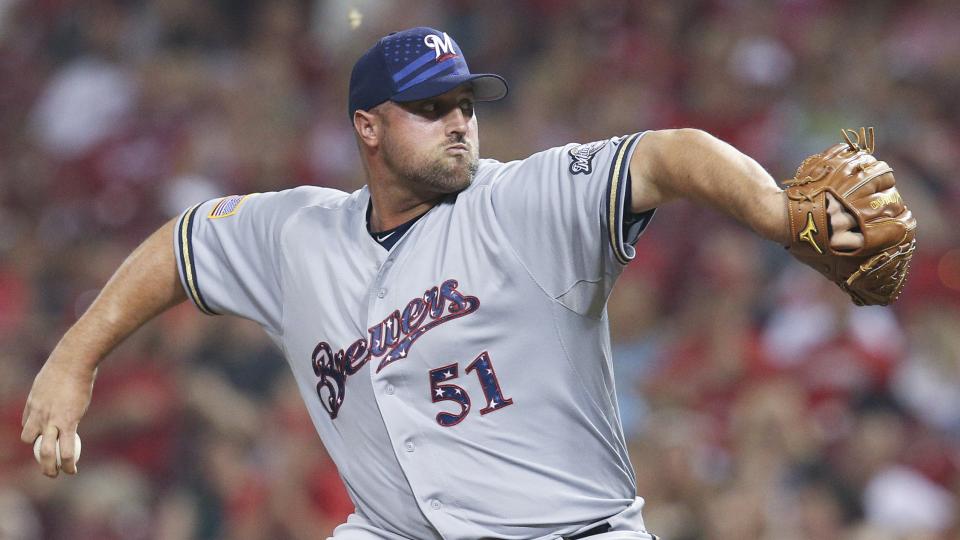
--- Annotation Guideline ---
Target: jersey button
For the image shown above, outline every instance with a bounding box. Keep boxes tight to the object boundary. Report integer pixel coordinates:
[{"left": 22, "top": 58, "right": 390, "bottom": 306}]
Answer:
[
  {"left": 430, "top": 499, "right": 442, "bottom": 510},
  {"left": 404, "top": 441, "right": 415, "bottom": 452},
  {"left": 385, "top": 384, "right": 395, "bottom": 395},
  {"left": 377, "top": 288, "right": 387, "bottom": 298}
]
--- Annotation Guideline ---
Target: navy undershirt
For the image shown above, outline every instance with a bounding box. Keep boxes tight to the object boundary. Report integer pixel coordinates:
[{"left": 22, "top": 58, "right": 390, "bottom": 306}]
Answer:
[{"left": 367, "top": 205, "right": 427, "bottom": 250}]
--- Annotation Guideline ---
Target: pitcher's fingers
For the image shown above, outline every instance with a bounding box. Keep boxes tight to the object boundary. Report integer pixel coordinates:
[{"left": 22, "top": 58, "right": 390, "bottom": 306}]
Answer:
[
  {"left": 59, "top": 428, "right": 78, "bottom": 475},
  {"left": 38, "top": 425, "right": 61, "bottom": 478},
  {"left": 830, "top": 230, "right": 864, "bottom": 251},
  {"left": 20, "top": 406, "right": 42, "bottom": 443},
  {"left": 826, "top": 192, "right": 841, "bottom": 209},
  {"left": 829, "top": 207, "right": 857, "bottom": 233}
]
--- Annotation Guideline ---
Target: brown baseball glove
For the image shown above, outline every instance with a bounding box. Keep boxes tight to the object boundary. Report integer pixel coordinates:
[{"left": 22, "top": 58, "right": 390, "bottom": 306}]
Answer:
[{"left": 783, "top": 127, "right": 917, "bottom": 306}]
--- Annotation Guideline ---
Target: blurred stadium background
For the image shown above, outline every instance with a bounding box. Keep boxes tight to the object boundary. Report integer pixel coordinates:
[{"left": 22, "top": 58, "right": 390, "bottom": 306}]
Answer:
[{"left": 1, "top": 0, "right": 958, "bottom": 539}]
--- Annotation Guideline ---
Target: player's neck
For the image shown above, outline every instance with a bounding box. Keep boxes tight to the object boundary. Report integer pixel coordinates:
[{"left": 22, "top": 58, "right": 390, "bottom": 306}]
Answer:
[{"left": 366, "top": 181, "right": 441, "bottom": 232}]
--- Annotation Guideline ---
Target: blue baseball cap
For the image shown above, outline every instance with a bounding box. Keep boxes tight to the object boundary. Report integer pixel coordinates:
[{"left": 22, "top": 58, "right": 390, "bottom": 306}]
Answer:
[{"left": 348, "top": 27, "right": 508, "bottom": 118}]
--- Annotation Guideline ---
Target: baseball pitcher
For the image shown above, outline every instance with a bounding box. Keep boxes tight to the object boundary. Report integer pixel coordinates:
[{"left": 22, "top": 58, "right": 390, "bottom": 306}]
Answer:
[{"left": 21, "top": 27, "right": 914, "bottom": 540}]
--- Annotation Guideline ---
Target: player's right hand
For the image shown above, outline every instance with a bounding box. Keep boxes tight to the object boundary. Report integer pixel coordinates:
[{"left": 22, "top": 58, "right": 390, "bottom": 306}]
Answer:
[{"left": 20, "top": 355, "right": 97, "bottom": 477}]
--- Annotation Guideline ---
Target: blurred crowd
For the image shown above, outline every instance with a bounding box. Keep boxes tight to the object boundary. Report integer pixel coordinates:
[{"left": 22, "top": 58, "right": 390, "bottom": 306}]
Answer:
[{"left": 0, "top": 0, "right": 958, "bottom": 539}]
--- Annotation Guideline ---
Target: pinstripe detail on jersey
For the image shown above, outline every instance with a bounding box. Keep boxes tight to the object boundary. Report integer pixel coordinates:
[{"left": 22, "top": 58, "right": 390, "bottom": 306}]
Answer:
[
  {"left": 177, "top": 203, "right": 217, "bottom": 315},
  {"left": 605, "top": 133, "right": 642, "bottom": 265}
]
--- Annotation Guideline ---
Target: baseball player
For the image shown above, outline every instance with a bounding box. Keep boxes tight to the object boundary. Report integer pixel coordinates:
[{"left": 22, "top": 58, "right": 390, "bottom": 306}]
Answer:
[{"left": 22, "top": 27, "right": 874, "bottom": 539}]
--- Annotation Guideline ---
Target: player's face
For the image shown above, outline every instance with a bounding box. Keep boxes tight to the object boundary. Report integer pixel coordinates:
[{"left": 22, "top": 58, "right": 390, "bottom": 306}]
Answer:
[{"left": 379, "top": 87, "right": 479, "bottom": 194}]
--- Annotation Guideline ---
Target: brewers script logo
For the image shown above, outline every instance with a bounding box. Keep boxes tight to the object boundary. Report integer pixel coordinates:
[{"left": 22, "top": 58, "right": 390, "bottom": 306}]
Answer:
[
  {"left": 568, "top": 140, "right": 607, "bottom": 174},
  {"left": 312, "top": 279, "right": 479, "bottom": 419},
  {"left": 424, "top": 32, "right": 458, "bottom": 62}
]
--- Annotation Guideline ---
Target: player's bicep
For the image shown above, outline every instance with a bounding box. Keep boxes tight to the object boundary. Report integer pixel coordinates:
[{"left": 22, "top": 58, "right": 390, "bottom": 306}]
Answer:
[
  {"left": 629, "top": 128, "right": 743, "bottom": 213},
  {"left": 628, "top": 130, "right": 675, "bottom": 214}
]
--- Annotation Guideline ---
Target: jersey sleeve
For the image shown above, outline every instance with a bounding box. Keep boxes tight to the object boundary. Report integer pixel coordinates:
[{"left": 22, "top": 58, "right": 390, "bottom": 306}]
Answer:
[
  {"left": 173, "top": 188, "right": 315, "bottom": 334},
  {"left": 486, "top": 132, "right": 654, "bottom": 314}
]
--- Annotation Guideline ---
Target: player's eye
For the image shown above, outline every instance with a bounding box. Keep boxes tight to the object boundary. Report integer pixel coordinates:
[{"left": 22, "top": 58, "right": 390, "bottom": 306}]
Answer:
[
  {"left": 420, "top": 101, "right": 437, "bottom": 113},
  {"left": 459, "top": 100, "right": 475, "bottom": 116}
]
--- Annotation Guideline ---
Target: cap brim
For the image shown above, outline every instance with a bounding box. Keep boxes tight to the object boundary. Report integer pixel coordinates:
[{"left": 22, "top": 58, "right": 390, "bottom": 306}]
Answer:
[{"left": 391, "top": 73, "right": 508, "bottom": 104}]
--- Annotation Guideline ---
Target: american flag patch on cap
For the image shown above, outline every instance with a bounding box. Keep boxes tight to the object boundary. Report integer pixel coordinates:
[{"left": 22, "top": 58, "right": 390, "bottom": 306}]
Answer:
[{"left": 207, "top": 195, "right": 249, "bottom": 219}]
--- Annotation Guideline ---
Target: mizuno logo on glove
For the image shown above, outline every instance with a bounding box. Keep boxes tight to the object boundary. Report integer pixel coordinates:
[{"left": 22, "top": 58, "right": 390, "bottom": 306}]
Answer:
[{"left": 799, "top": 212, "right": 822, "bottom": 254}]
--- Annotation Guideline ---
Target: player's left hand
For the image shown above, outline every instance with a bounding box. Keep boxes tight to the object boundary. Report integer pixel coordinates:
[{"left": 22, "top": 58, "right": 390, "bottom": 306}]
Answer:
[
  {"left": 782, "top": 127, "right": 917, "bottom": 306},
  {"left": 21, "top": 354, "right": 97, "bottom": 477}
]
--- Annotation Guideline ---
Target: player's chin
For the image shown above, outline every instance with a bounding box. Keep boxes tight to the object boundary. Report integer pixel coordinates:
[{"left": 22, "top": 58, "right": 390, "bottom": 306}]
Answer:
[
  {"left": 450, "top": 160, "right": 478, "bottom": 190},
  {"left": 434, "top": 172, "right": 472, "bottom": 194},
  {"left": 437, "top": 157, "right": 477, "bottom": 191},
  {"left": 413, "top": 155, "right": 477, "bottom": 194}
]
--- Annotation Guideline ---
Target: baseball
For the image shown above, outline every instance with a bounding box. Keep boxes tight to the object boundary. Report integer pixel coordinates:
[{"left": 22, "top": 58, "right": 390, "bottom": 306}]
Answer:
[{"left": 33, "top": 433, "right": 81, "bottom": 467}]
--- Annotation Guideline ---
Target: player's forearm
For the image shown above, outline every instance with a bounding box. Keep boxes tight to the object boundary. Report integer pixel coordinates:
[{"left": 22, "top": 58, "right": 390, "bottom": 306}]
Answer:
[
  {"left": 53, "top": 219, "right": 187, "bottom": 370},
  {"left": 630, "top": 129, "right": 789, "bottom": 244}
]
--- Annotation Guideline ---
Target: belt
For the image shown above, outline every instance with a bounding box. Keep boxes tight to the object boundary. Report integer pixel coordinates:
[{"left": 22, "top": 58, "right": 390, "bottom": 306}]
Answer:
[{"left": 563, "top": 522, "right": 611, "bottom": 540}]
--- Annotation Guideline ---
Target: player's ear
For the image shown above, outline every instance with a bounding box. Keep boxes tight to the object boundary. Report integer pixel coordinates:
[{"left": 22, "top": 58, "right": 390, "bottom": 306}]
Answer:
[{"left": 353, "top": 110, "right": 380, "bottom": 148}]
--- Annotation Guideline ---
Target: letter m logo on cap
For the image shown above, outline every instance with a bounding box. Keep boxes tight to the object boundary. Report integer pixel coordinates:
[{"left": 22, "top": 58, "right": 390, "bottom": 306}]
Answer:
[{"left": 424, "top": 32, "right": 457, "bottom": 62}]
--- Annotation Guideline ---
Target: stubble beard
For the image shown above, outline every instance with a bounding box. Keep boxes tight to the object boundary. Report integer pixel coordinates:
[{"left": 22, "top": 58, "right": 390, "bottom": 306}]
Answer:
[{"left": 382, "top": 135, "right": 479, "bottom": 195}]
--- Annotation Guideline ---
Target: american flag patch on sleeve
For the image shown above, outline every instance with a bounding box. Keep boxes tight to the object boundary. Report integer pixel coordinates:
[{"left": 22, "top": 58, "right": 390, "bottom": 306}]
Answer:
[{"left": 207, "top": 195, "right": 250, "bottom": 219}]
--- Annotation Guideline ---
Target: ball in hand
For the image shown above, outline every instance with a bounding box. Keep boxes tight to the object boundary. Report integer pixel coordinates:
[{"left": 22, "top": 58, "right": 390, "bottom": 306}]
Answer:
[{"left": 33, "top": 433, "right": 82, "bottom": 467}]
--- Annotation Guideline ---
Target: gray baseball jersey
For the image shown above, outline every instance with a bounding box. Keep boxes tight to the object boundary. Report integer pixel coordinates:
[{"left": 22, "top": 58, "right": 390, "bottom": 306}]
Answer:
[{"left": 174, "top": 133, "right": 657, "bottom": 540}]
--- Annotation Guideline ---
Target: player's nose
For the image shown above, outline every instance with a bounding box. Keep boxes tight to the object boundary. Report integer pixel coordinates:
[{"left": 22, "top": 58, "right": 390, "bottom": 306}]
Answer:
[{"left": 444, "top": 107, "right": 469, "bottom": 138}]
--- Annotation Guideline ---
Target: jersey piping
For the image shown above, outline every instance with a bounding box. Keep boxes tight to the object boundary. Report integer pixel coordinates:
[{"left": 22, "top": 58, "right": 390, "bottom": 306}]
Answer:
[
  {"left": 177, "top": 202, "right": 218, "bottom": 315},
  {"left": 606, "top": 132, "right": 644, "bottom": 265}
]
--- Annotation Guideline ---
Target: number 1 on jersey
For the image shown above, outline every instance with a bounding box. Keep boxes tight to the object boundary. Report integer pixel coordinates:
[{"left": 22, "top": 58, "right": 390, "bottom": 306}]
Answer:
[
  {"left": 465, "top": 352, "right": 514, "bottom": 415},
  {"left": 428, "top": 351, "right": 513, "bottom": 427}
]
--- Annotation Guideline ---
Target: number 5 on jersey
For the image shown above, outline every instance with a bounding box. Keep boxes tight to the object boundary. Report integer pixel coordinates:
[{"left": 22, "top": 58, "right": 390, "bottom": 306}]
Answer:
[{"left": 429, "top": 351, "right": 514, "bottom": 427}]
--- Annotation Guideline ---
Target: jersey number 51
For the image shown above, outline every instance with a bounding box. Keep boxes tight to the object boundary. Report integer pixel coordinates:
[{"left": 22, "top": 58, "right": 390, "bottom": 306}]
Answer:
[{"left": 428, "top": 351, "right": 514, "bottom": 427}]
